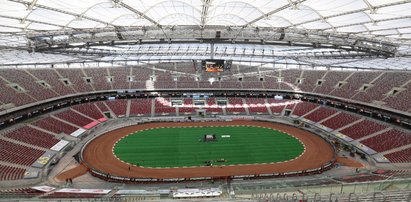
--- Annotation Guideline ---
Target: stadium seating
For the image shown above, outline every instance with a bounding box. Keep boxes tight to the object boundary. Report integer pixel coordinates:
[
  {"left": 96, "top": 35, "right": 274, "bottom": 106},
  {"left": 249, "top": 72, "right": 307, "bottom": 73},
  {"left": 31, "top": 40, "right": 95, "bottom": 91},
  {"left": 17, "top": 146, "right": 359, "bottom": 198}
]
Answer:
[
  {"left": 351, "top": 72, "right": 411, "bottom": 103},
  {"left": 28, "top": 69, "right": 76, "bottom": 96},
  {"left": 330, "top": 71, "right": 381, "bottom": 99},
  {"left": 129, "top": 99, "right": 152, "bottom": 116},
  {"left": 266, "top": 99, "right": 288, "bottom": 114},
  {"left": 205, "top": 98, "right": 222, "bottom": 113},
  {"left": 242, "top": 77, "right": 264, "bottom": 89},
  {"left": 178, "top": 98, "right": 196, "bottom": 114},
  {"left": 177, "top": 77, "right": 198, "bottom": 89},
  {"left": 313, "top": 71, "right": 352, "bottom": 95},
  {"left": 0, "top": 139, "right": 45, "bottom": 166},
  {"left": 298, "top": 70, "right": 326, "bottom": 92},
  {"left": 154, "top": 98, "right": 176, "bottom": 114},
  {"left": 56, "top": 69, "right": 94, "bottom": 92},
  {"left": 72, "top": 103, "right": 105, "bottom": 120},
  {"left": 95, "top": 101, "right": 110, "bottom": 113},
  {"left": 384, "top": 148, "right": 411, "bottom": 163},
  {"left": 360, "top": 129, "right": 411, "bottom": 152},
  {"left": 83, "top": 68, "right": 112, "bottom": 91},
  {"left": 303, "top": 107, "right": 337, "bottom": 122},
  {"left": 338, "top": 120, "right": 387, "bottom": 140},
  {"left": 244, "top": 98, "right": 268, "bottom": 113},
  {"left": 108, "top": 67, "right": 130, "bottom": 89},
  {"left": 4, "top": 126, "right": 59, "bottom": 149},
  {"left": 291, "top": 102, "right": 319, "bottom": 116},
  {"left": 55, "top": 110, "right": 94, "bottom": 127},
  {"left": 105, "top": 100, "right": 128, "bottom": 117},
  {"left": 226, "top": 97, "right": 245, "bottom": 113},
  {"left": 0, "top": 69, "right": 58, "bottom": 101},
  {"left": 319, "top": 112, "right": 361, "bottom": 130},
  {"left": 0, "top": 165, "right": 26, "bottom": 181},
  {"left": 0, "top": 78, "right": 34, "bottom": 107},
  {"left": 32, "top": 117, "right": 79, "bottom": 135}
]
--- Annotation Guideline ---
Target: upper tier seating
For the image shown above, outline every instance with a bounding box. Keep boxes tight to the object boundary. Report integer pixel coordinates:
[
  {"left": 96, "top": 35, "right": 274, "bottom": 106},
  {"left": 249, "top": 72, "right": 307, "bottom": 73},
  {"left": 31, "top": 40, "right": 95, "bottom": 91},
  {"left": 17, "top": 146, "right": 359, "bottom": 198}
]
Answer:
[
  {"left": 109, "top": 67, "right": 131, "bottom": 89},
  {"left": 105, "top": 100, "right": 128, "bottom": 117},
  {"left": 298, "top": 70, "right": 326, "bottom": 92},
  {"left": 0, "top": 69, "right": 58, "bottom": 101},
  {"left": 0, "top": 139, "right": 44, "bottom": 166},
  {"left": 55, "top": 110, "right": 94, "bottom": 127},
  {"left": 0, "top": 165, "right": 26, "bottom": 181},
  {"left": 360, "top": 129, "right": 411, "bottom": 152},
  {"left": 320, "top": 112, "right": 361, "bottom": 130},
  {"left": 56, "top": 68, "right": 94, "bottom": 92},
  {"left": 28, "top": 69, "right": 76, "bottom": 96},
  {"left": 83, "top": 68, "right": 112, "bottom": 91},
  {"left": 0, "top": 77, "right": 34, "bottom": 107},
  {"left": 244, "top": 98, "right": 268, "bottom": 113},
  {"left": 4, "top": 126, "right": 59, "bottom": 149},
  {"left": 72, "top": 103, "right": 105, "bottom": 120},
  {"left": 292, "top": 102, "right": 319, "bottom": 116},
  {"left": 303, "top": 107, "right": 337, "bottom": 122},
  {"left": 330, "top": 71, "right": 381, "bottom": 99},
  {"left": 313, "top": 71, "right": 352, "bottom": 95},
  {"left": 1, "top": 68, "right": 411, "bottom": 114},
  {"left": 351, "top": 72, "right": 411, "bottom": 103},
  {"left": 32, "top": 117, "right": 78, "bottom": 135},
  {"left": 338, "top": 119, "right": 387, "bottom": 140},
  {"left": 129, "top": 99, "right": 152, "bottom": 116}
]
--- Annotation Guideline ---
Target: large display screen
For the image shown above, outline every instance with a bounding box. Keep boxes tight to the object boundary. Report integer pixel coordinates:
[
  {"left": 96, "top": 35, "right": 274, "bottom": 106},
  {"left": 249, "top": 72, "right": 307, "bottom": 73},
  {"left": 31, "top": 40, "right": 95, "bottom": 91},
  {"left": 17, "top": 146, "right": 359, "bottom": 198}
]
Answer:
[{"left": 202, "top": 60, "right": 225, "bottom": 72}]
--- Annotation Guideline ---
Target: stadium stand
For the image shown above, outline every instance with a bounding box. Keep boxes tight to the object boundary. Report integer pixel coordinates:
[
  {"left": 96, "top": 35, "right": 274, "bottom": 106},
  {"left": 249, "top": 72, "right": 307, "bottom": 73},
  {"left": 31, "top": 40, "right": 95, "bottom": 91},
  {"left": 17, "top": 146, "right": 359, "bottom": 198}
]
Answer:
[
  {"left": 108, "top": 67, "right": 131, "bottom": 89},
  {"left": 105, "top": 100, "right": 128, "bottom": 117},
  {"left": 384, "top": 148, "right": 411, "bottom": 163},
  {"left": 319, "top": 112, "right": 361, "bottom": 130},
  {"left": 244, "top": 98, "right": 268, "bottom": 113},
  {"left": 0, "top": 69, "right": 58, "bottom": 101},
  {"left": 54, "top": 110, "right": 94, "bottom": 127},
  {"left": 55, "top": 69, "right": 94, "bottom": 93},
  {"left": 360, "top": 129, "right": 411, "bottom": 152},
  {"left": 351, "top": 72, "right": 411, "bottom": 103},
  {"left": 313, "top": 71, "right": 352, "bottom": 95},
  {"left": 83, "top": 68, "right": 112, "bottom": 91},
  {"left": 266, "top": 99, "right": 288, "bottom": 114},
  {"left": 338, "top": 119, "right": 388, "bottom": 140},
  {"left": 291, "top": 102, "right": 319, "bottom": 116},
  {"left": 330, "top": 71, "right": 381, "bottom": 99},
  {"left": 3, "top": 126, "right": 59, "bottom": 149},
  {"left": 178, "top": 98, "right": 196, "bottom": 114},
  {"left": 32, "top": 117, "right": 78, "bottom": 135},
  {"left": 0, "top": 165, "right": 26, "bottom": 181},
  {"left": 298, "top": 70, "right": 326, "bottom": 92},
  {"left": 0, "top": 77, "right": 34, "bottom": 107},
  {"left": 154, "top": 98, "right": 176, "bottom": 114},
  {"left": 72, "top": 103, "right": 105, "bottom": 120},
  {"left": 0, "top": 139, "right": 45, "bottom": 166},
  {"left": 303, "top": 107, "right": 337, "bottom": 122},
  {"left": 28, "top": 69, "right": 76, "bottom": 96},
  {"left": 226, "top": 97, "right": 246, "bottom": 113},
  {"left": 205, "top": 98, "right": 223, "bottom": 113},
  {"left": 129, "top": 98, "right": 152, "bottom": 116}
]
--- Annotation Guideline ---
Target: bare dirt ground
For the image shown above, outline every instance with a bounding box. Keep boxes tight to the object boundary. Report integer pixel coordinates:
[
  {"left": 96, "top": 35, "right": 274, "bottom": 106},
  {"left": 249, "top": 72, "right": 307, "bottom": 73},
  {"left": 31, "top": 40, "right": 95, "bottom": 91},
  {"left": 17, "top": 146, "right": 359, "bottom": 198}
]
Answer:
[
  {"left": 55, "top": 163, "right": 88, "bottom": 181},
  {"left": 81, "top": 121, "right": 334, "bottom": 179},
  {"left": 336, "top": 156, "right": 364, "bottom": 168}
]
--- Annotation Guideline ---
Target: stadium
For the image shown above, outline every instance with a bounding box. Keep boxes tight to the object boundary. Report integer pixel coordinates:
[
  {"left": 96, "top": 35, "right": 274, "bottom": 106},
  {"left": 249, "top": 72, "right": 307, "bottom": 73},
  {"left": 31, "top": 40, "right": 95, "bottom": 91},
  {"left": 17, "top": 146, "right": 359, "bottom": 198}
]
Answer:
[{"left": 1, "top": 0, "right": 411, "bottom": 201}]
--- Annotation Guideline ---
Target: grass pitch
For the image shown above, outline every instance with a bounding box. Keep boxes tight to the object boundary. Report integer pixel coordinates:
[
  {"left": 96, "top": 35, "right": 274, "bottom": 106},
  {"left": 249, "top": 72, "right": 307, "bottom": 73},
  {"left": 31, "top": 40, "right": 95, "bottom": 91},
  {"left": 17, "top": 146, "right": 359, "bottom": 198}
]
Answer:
[{"left": 113, "top": 126, "right": 304, "bottom": 168}]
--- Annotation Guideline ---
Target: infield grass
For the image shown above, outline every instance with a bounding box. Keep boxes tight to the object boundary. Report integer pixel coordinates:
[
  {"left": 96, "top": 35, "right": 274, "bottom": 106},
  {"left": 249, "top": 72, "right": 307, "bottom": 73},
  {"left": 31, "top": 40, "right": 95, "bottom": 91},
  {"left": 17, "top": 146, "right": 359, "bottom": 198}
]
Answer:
[{"left": 113, "top": 126, "right": 304, "bottom": 168}]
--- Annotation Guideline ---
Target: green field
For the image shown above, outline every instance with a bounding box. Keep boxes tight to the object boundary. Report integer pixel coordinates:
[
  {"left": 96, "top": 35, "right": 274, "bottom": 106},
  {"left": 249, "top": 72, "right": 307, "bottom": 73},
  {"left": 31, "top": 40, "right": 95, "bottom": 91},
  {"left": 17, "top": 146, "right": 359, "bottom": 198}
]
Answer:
[{"left": 113, "top": 126, "right": 304, "bottom": 168}]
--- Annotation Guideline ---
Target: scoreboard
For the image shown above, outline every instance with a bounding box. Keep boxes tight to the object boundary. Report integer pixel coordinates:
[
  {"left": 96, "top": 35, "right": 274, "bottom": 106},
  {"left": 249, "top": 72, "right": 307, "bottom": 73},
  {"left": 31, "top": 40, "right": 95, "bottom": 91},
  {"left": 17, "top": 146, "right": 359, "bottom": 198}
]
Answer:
[{"left": 202, "top": 60, "right": 225, "bottom": 72}]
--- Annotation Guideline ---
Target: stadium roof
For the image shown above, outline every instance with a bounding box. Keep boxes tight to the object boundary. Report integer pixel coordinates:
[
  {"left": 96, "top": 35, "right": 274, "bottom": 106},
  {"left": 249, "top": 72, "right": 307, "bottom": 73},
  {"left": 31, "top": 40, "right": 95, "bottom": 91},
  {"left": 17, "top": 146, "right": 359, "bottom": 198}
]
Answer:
[{"left": 1, "top": 0, "right": 411, "bottom": 69}]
